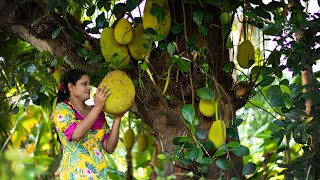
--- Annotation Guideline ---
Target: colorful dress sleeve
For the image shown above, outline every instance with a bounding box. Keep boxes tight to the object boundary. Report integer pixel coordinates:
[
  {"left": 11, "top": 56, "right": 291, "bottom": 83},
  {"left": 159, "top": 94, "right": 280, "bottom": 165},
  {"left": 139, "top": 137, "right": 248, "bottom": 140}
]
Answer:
[{"left": 53, "top": 102, "right": 78, "bottom": 142}]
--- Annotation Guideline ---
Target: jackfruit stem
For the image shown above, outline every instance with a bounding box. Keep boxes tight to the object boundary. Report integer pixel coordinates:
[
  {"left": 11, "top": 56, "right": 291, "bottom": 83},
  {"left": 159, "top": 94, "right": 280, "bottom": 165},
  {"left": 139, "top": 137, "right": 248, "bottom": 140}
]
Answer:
[
  {"left": 162, "top": 62, "right": 174, "bottom": 95},
  {"left": 215, "top": 97, "right": 221, "bottom": 121}
]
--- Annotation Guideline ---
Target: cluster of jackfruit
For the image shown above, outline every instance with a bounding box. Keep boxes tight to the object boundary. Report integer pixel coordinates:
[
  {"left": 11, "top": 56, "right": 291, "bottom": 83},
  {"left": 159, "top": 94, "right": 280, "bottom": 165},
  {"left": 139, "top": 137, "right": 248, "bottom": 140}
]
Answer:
[
  {"left": 199, "top": 99, "right": 226, "bottom": 149},
  {"left": 100, "top": 0, "right": 171, "bottom": 69},
  {"left": 123, "top": 129, "right": 149, "bottom": 152}
]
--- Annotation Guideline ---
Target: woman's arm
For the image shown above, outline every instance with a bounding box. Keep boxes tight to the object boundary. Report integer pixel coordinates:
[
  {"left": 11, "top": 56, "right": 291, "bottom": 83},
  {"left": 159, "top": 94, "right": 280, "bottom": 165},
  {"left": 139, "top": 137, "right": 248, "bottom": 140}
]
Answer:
[
  {"left": 103, "top": 114, "right": 123, "bottom": 153},
  {"left": 71, "top": 85, "right": 109, "bottom": 141}
]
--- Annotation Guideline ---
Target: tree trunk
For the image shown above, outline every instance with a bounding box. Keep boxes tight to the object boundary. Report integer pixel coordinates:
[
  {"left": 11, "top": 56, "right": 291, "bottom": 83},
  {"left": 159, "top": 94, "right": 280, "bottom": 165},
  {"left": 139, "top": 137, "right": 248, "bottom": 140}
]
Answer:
[{"left": 0, "top": 0, "right": 244, "bottom": 179}]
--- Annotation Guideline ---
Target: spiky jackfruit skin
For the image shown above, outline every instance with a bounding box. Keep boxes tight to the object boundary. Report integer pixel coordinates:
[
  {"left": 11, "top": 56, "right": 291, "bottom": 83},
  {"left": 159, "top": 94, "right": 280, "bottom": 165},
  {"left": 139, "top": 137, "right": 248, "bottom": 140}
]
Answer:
[
  {"left": 142, "top": 0, "right": 171, "bottom": 38},
  {"left": 208, "top": 120, "right": 226, "bottom": 149},
  {"left": 137, "top": 133, "right": 148, "bottom": 152},
  {"left": 128, "top": 24, "right": 152, "bottom": 60},
  {"left": 98, "top": 70, "right": 135, "bottom": 115},
  {"left": 100, "top": 27, "right": 131, "bottom": 69},
  {"left": 124, "top": 128, "right": 135, "bottom": 150},
  {"left": 237, "top": 40, "right": 255, "bottom": 69},
  {"left": 199, "top": 99, "right": 216, "bottom": 117},
  {"left": 114, "top": 18, "right": 133, "bottom": 45}
]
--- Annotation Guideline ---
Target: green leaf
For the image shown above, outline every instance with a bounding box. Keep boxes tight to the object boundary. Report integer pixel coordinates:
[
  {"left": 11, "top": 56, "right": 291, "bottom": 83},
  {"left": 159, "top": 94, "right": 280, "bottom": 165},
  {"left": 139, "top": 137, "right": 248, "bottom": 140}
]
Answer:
[
  {"left": 145, "top": 28, "right": 158, "bottom": 35},
  {"left": 273, "top": 119, "right": 286, "bottom": 127},
  {"left": 259, "top": 76, "right": 275, "bottom": 87},
  {"left": 199, "top": 25, "right": 208, "bottom": 35},
  {"left": 167, "top": 42, "right": 175, "bottom": 56},
  {"left": 201, "top": 157, "right": 213, "bottom": 165},
  {"left": 193, "top": 116, "right": 200, "bottom": 126},
  {"left": 290, "top": 83, "right": 302, "bottom": 98},
  {"left": 196, "top": 87, "right": 215, "bottom": 100},
  {"left": 172, "top": 137, "right": 194, "bottom": 145},
  {"left": 201, "top": 63, "right": 209, "bottom": 73},
  {"left": 87, "top": 6, "right": 96, "bottom": 17},
  {"left": 185, "top": 148, "right": 199, "bottom": 161},
  {"left": 223, "top": 62, "right": 235, "bottom": 73},
  {"left": 242, "top": 162, "right": 256, "bottom": 175},
  {"left": 227, "top": 141, "right": 240, "bottom": 148},
  {"left": 234, "top": 118, "right": 244, "bottom": 127},
  {"left": 140, "top": 61, "right": 149, "bottom": 71},
  {"left": 231, "top": 145, "right": 250, "bottom": 156},
  {"left": 157, "top": 154, "right": 166, "bottom": 160},
  {"left": 260, "top": 67, "right": 273, "bottom": 77},
  {"left": 31, "top": 17, "right": 43, "bottom": 27},
  {"left": 177, "top": 57, "right": 190, "bottom": 72},
  {"left": 214, "top": 149, "right": 226, "bottom": 157},
  {"left": 215, "top": 158, "right": 232, "bottom": 170},
  {"left": 158, "top": 43, "right": 167, "bottom": 50},
  {"left": 196, "top": 130, "right": 206, "bottom": 140},
  {"left": 113, "top": 3, "right": 127, "bottom": 17},
  {"left": 52, "top": 27, "right": 63, "bottom": 39},
  {"left": 96, "top": 13, "right": 107, "bottom": 28},
  {"left": 153, "top": 34, "right": 164, "bottom": 42},
  {"left": 181, "top": 104, "right": 195, "bottom": 124},
  {"left": 193, "top": 10, "right": 204, "bottom": 25},
  {"left": 280, "top": 85, "right": 291, "bottom": 95}
]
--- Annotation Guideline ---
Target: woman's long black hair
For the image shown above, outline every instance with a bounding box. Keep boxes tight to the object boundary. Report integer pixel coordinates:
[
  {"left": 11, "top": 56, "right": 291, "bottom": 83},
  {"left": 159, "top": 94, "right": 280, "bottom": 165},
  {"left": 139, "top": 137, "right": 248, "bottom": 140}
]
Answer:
[{"left": 57, "top": 69, "right": 88, "bottom": 103}]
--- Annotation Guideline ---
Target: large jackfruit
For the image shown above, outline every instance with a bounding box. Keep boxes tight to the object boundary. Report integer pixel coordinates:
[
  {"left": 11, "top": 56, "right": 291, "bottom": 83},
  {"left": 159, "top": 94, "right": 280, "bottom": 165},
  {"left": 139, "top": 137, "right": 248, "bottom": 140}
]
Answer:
[
  {"left": 98, "top": 70, "right": 135, "bottom": 115},
  {"left": 114, "top": 18, "right": 133, "bottom": 45},
  {"left": 128, "top": 23, "right": 152, "bottom": 60},
  {"left": 142, "top": 0, "right": 171, "bottom": 38},
  {"left": 100, "top": 27, "right": 131, "bottom": 69},
  {"left": 237, "top": 40, "right": 255, "bottom": 69},
  {"left": 208, "top": 120, "right": 226, "bottom": 149},
  {"left": 124, "top": 128, "right": 135, "bottom": 150}
]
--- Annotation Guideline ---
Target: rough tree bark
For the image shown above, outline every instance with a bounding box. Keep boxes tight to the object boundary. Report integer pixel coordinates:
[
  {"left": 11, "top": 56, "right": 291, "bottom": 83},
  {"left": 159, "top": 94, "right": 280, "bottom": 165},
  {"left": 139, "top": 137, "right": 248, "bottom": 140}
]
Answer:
[{"left": 0, "top": 0, "right": 246, "bottom": 179}]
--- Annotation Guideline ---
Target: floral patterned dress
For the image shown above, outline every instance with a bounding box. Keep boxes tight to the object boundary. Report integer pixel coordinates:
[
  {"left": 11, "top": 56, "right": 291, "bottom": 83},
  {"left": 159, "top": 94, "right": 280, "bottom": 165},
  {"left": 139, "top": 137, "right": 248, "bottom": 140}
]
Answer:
[{"left": 53, "top": 101, "right": 110, "bottom": 180}]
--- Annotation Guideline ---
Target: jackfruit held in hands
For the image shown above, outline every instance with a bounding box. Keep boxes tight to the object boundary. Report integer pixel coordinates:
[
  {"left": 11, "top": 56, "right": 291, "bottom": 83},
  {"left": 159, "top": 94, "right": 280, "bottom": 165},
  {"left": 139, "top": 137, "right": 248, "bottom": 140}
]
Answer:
[
  {"left": 100, "top": 27, "right": 131, "bottom": 69},
  {"left": 142, "top": 0, "right": 171, "bottom": 38},
  {"left": 98, "top": 70, "right": 135, "bottom": 115},
  {"left": 137, "top": 133, "right": 148, "bottom": 151},
  {"left": 199, "top": 98, "right": 216, "bottom": 117},
  {"left": 208, "top": 120, "right": 226, "bottom": 149},
  {"left": 128, "top": 23, "right": 152, "bottom": 60},
  {"left": 114, "top": 18, "right": 133, "bottom": 45},
  {"left": 237, "top": 40, "right": 255, "bottom": 69},
  {"left": 124, "top": 128, "right": 135, "bottom": 150}
]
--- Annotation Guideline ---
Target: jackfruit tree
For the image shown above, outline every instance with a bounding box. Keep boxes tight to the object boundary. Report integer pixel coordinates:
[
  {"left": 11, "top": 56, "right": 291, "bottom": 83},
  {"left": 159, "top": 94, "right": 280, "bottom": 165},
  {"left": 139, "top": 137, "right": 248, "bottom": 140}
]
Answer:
[{"left": 1, "top": 0, "right": 320, "bottom": 179}]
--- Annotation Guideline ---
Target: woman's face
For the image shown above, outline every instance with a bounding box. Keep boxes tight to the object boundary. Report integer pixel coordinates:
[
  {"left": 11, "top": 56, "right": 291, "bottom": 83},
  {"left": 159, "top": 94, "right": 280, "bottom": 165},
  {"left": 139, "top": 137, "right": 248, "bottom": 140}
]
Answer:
[{"left": 69, "top": 74, "right": 91, "bottom": 101}]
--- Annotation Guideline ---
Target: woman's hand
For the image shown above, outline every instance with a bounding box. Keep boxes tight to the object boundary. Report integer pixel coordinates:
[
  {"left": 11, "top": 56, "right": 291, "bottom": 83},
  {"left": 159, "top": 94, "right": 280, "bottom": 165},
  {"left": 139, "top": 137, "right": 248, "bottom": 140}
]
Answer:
[
  {"left": 94, "top": 84, "right": 110, "bottom": 109},
  {"left": 114, "top": 113, "right": 124, "bottom": 121}
]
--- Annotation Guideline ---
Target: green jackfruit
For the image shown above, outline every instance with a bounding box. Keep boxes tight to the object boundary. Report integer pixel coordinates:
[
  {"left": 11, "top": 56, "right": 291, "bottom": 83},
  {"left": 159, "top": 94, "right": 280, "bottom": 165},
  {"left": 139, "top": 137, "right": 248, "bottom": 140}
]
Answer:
[
  {"left": 142, "top": 0, "right": 171, "bottom": 39},
  {"left": 100, "top": 27, "right": 131, "bottom": 69},
  {"left": 237, "top": 40, "right": 255, "bottom": 69},
  {"left": 137, "top": 133, "right": 148, "bottom": 152},
  {"left": 128, "top": 23, "right": 152, "bottom": 60},
  {"left": 199, "top": 98, "right": 216, "bottom": 117},
  {"left": 208, "top": 120, "right": 226, "bottom": 149},
  {"left": 114, "top": 18, "right": 133, "bottom": 45},
  {"left": 124, "top": 128, "right": 135, "bottom": 150},
  {"left": 98, "top": 70, "right": 135, "bottom": 115}
]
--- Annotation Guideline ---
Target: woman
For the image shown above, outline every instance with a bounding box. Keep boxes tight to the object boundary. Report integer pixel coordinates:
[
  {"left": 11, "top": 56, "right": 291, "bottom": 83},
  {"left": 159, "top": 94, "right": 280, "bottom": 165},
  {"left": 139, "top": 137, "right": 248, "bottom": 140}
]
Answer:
[{"left": 53, "top": 69, "right": 123, "bottom": 179}]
